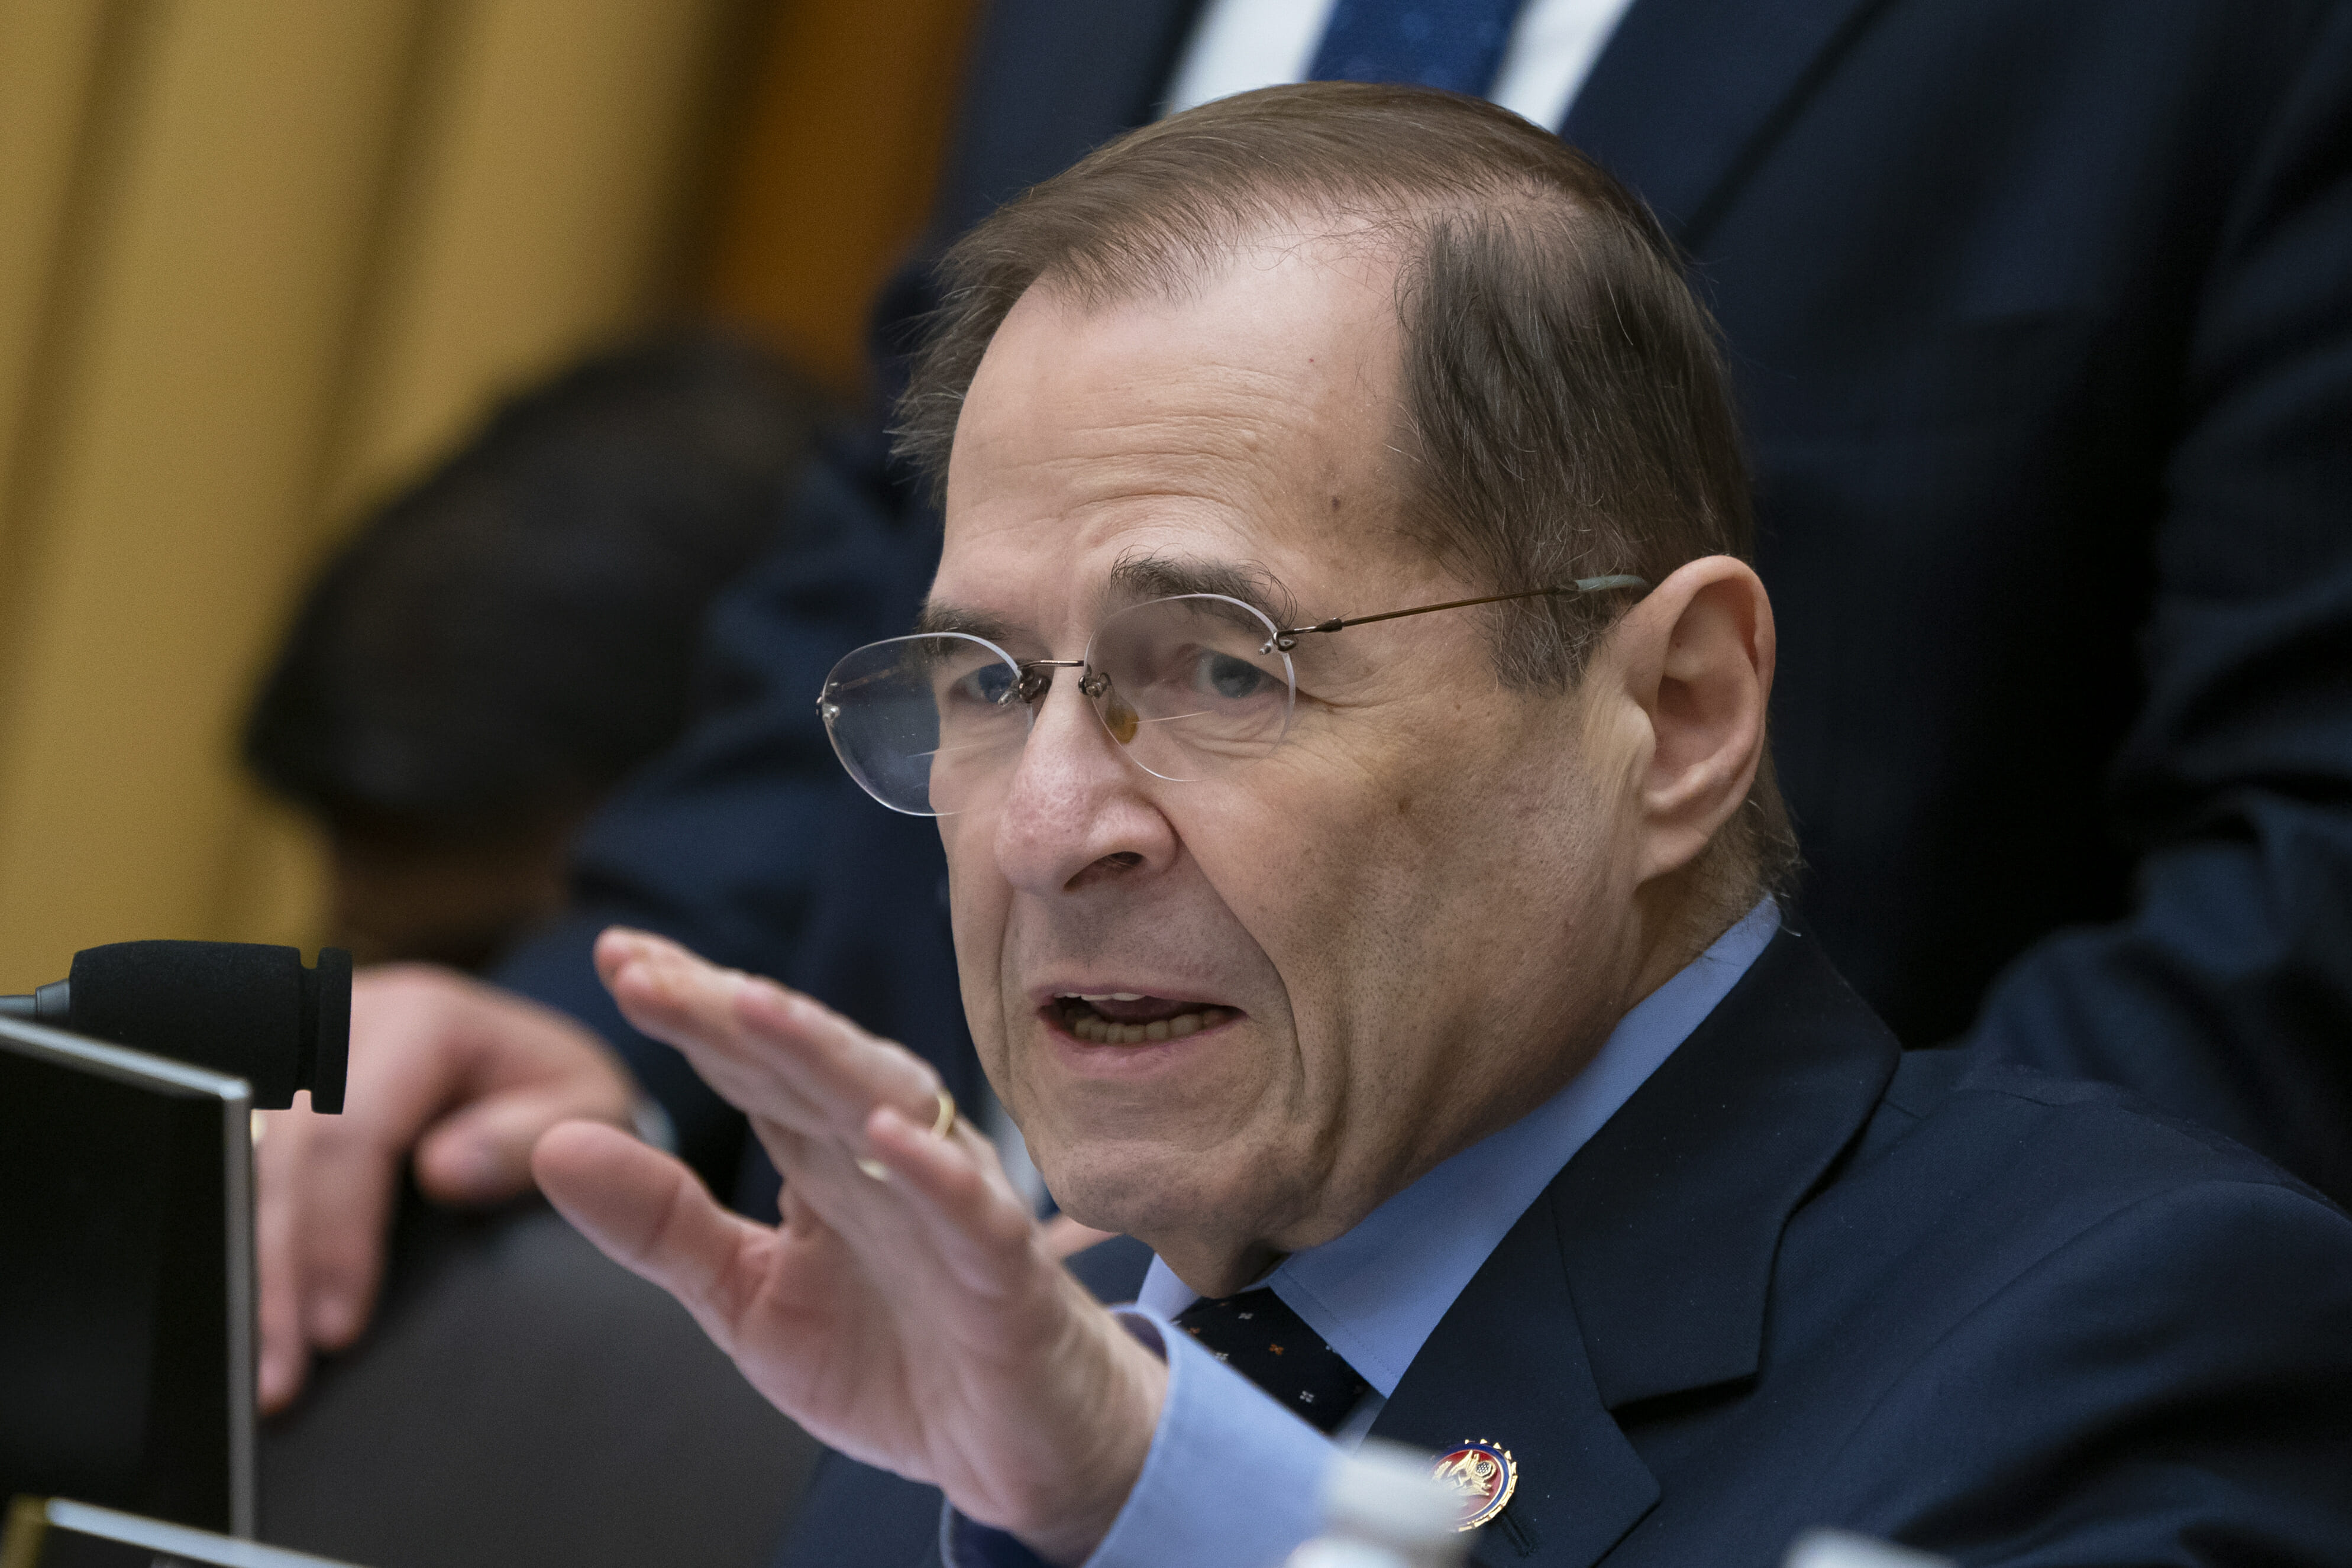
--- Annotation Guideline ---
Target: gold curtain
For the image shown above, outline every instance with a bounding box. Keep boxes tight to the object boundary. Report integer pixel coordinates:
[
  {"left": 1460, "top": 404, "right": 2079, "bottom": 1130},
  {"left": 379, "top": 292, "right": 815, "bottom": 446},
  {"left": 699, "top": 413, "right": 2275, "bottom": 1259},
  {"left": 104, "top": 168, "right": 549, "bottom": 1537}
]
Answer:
[
  {"left": 702, "top": 0, "right": 980, "bottom": 399},
  {"left": 0, "top": 0, "right": 754, "bottom": 991}
]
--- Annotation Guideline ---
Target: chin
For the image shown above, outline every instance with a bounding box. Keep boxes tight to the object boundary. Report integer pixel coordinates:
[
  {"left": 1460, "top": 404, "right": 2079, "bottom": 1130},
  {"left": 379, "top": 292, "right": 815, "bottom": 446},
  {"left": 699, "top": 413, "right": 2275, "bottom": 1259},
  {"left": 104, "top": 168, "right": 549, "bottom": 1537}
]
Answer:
[
  {"left": 1003, "top": 1016, "right": 1302, "bottom": 1235},
  {"left": 1034, "top": 1142, "right": 1197, "bottom": 1235},
  {"left": 1032, "top": 1127, "right": 1290, "bottom": 1250}
]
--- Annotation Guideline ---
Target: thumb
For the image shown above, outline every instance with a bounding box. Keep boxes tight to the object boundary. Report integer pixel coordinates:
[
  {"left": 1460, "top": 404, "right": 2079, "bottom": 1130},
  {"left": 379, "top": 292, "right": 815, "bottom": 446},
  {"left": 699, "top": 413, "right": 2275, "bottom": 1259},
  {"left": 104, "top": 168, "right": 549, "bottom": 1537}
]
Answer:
[
  {"left": 417, "top": 1085, "right": 625, "bottom": 1204},
  {"left": 533, "top": 1120, "right": 767, "bottom": 1340}
]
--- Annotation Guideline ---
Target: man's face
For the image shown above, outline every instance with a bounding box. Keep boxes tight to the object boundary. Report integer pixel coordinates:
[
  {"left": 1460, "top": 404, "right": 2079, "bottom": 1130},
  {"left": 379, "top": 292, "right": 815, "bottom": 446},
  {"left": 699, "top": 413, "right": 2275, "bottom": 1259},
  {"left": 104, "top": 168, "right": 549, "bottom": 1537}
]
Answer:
[{"left": 932, "top": 235, "right": 1651, "bottom": 1289}]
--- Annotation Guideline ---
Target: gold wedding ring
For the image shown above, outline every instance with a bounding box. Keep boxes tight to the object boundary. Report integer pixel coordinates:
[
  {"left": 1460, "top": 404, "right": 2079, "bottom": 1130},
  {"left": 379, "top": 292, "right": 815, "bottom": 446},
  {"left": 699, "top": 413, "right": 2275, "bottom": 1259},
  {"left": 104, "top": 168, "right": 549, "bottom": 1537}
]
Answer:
[{"left": 856, "top": 1087, "right": 960, "bottom": 1182}]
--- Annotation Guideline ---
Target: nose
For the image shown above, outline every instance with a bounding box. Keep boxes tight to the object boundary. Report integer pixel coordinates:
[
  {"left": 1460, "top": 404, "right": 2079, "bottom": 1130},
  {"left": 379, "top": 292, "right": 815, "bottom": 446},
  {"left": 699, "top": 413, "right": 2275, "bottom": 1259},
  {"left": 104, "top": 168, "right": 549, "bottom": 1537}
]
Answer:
[{"left": 992, "top": 672, "right": 1177, "bottom": 895}]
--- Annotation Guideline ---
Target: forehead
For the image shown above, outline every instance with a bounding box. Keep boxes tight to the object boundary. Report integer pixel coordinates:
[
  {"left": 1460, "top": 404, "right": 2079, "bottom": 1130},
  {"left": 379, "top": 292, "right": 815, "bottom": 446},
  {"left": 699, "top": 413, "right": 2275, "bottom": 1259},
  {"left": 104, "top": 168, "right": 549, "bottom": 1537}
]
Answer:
[{"left": 933, "top": 235, "right": 1417, "bottom": 622}]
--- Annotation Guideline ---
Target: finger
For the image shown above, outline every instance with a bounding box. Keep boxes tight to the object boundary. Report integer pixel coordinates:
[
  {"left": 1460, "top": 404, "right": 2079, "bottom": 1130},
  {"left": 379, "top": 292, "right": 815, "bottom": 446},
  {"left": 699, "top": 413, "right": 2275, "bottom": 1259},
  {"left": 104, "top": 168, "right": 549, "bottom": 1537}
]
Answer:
[
  {"left": 594, "top": 931, "right": 781, "bottom": 1089},
  {"left": 415, "top": 1081, "right": 630, "bottom": 1205},
  {"left": 604, "top": 958, "right": 829, "bottom": 1129},
  {"left": 254, "top": 1114, "right": 311, "bottom": 1412},
  {"left": 343, "top": 966, "right": 506, "bottom": 1135},
  {"left": 532, "top": 1119, "right": 772, "bottom": 1344},
  {"left": 597, "top": 928, "right": 936, "bottom": 1136},
  {"left": 293, "top": 1121, "right": 402, "bottom": 1350},
  {"left": 734, "top": 974, "right": 940, "bottom": 1124},
  {"left": 859, "top": 1103, "right": 1039, "bottom": 1289}
]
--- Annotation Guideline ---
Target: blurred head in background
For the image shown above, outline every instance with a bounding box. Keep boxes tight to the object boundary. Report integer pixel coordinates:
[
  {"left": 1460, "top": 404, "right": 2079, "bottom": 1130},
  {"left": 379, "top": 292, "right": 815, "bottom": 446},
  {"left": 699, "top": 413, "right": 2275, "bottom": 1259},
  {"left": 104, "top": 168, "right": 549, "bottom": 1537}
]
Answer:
[{"left": 245, "top": 331, "right": 823, "bottom": 970}]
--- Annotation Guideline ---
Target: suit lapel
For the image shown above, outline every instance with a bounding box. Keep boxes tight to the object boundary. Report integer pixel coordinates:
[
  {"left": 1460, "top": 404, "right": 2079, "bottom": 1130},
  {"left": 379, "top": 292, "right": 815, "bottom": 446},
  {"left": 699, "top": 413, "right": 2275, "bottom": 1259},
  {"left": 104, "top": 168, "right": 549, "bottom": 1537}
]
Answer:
[
  {"left": 1374, "top": 929, "right": 1898, "bottom": 1567},
  {"left": 1373, "top": 1184, "right": 1658, "bottom": 1567},
  {"left": 1550, "top": 927, "right": 1898, "bottom": 1411},
  {"left": 1564, "top": 0, "right": 1896, "bottom": 245}
]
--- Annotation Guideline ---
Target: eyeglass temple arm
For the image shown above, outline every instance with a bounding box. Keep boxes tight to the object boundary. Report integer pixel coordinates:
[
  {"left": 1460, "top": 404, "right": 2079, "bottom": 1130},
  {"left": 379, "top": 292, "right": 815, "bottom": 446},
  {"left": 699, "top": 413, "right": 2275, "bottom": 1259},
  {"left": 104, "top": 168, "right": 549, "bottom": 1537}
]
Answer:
[{"left": 1272, "top": 575, "right": 1650, "bottom": 646}]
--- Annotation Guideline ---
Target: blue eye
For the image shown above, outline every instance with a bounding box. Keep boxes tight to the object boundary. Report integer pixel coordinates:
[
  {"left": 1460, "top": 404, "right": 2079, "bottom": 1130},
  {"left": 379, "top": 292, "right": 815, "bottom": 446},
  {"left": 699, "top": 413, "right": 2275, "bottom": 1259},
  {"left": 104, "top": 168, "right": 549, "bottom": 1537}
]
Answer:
[
  {"left": 1201, "top": 652, "right": 1269, "bottom": 701},
  {"left": 952, "top": 662, "right": 1019, "bottom": 706}
]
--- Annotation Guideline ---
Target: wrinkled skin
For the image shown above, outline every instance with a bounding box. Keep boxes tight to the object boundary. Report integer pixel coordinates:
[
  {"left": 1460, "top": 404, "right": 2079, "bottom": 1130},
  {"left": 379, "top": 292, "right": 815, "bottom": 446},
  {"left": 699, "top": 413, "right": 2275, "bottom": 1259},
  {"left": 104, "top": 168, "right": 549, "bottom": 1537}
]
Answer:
[{"left": 535, "top": 228, "right": 1774, "bottom": 1561}]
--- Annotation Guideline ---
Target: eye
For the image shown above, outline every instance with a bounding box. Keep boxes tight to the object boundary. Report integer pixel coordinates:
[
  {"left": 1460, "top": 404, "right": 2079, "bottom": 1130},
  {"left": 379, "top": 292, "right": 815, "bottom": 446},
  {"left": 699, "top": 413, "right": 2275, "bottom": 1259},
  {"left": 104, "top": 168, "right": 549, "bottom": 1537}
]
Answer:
[
  {"left": 1197, "top": 651, "right": 1272, "bottom": 701},
  {"left": 948, "top": 662, "right": 1019, "bottom": 707}
]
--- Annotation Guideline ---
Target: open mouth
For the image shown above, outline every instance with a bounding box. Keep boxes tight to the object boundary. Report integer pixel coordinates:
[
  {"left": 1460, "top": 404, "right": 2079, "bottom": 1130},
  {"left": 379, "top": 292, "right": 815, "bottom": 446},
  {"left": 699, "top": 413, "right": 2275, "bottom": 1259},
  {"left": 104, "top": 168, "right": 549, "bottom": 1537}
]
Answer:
[{"left": 1049, "top": 992, "right": 1238, "bottom": 1045}]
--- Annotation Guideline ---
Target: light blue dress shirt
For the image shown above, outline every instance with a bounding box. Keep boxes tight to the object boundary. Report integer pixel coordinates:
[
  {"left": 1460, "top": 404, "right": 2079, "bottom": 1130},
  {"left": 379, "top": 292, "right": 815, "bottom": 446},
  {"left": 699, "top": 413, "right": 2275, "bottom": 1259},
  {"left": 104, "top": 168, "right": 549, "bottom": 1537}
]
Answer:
[{"left": 946, "top": 899, "right": 1782, "bottom": 1568}]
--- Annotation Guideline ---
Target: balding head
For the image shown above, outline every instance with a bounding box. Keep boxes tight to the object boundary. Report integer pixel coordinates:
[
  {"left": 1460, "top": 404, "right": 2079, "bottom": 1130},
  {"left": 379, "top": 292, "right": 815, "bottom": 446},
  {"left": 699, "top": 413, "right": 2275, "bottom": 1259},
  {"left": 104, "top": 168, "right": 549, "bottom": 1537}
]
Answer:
[
  {"left": 884, "top": 85, "right": 1787, "bottom": 1290},
  {"left": 900, "top": 83, "right": 1792, "bottom": 890}
]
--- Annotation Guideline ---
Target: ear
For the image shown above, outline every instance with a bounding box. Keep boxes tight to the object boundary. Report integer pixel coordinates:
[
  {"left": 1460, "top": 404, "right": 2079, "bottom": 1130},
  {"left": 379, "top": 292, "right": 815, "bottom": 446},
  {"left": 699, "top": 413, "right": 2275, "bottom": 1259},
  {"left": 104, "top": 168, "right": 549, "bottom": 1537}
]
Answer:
[{"left": 1598, "top": 556, "right": 1775, "bottom": 884}]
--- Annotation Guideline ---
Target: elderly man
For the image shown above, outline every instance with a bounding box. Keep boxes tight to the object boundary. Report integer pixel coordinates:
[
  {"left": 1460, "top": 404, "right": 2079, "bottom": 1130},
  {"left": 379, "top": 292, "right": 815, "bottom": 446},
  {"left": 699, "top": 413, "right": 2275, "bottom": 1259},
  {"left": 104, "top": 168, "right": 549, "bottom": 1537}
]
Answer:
[{"left": 531, "top": 87, "right": 2352, "bottom": 1568}]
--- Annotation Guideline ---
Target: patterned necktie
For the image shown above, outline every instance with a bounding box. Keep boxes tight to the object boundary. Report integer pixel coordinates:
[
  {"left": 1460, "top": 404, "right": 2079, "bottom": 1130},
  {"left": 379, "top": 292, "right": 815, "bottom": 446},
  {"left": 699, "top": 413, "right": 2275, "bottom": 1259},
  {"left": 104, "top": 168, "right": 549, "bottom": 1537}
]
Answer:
[
  {"left": 1308, "top": 0, "right": 1532, "bottom": 96},
  {"left": 1174, "top": 1286, "right": 1371, "bottom": 1436}
]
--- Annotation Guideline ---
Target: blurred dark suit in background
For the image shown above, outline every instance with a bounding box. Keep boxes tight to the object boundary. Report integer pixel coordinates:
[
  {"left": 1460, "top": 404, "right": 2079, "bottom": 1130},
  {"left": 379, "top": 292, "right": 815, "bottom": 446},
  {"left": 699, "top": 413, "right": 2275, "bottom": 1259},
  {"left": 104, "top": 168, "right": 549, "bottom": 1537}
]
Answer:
[{"left": 496, "top": 0, "right": 2352, "bottom": 1226}]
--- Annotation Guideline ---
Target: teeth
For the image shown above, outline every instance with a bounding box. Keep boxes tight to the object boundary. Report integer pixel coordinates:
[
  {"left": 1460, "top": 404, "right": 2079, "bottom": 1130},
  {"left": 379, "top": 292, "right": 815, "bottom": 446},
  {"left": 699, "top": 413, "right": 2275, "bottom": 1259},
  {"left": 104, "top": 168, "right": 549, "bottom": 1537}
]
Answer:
[
  {"left": 1078, "top": 992, "right": 1145, "bottom": 1003},
  {"left": 1067, "top": 1006, "right": 1231, "bottom": 1045}
]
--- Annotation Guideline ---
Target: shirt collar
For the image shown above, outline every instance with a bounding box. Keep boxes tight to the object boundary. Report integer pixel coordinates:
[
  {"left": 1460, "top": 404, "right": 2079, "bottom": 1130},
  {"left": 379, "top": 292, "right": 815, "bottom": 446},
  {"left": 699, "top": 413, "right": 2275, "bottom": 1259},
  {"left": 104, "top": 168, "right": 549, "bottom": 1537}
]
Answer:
[{"left": 1136, "top": 897, "right": 1782, "bottom": 1395}]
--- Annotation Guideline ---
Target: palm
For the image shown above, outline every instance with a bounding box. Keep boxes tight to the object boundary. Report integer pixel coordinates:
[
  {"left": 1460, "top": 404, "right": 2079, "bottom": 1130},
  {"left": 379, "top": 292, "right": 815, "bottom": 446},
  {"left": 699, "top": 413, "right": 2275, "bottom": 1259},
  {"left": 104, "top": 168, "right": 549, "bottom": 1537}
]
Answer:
[
  {"left": 727, "top": 1116, "right": 1103, "bottom": 1506},
  {"left": 531, "top": 930, "right": 1163, "bottom": 1559}
]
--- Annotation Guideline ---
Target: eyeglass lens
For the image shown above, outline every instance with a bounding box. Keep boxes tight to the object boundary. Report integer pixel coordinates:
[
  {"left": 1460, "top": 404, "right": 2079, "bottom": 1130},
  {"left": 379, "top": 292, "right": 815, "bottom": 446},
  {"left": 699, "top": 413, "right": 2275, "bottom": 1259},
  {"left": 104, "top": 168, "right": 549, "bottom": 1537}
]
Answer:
[{"left": 819, "top": 594, "right": 1296, "bottom": 816}]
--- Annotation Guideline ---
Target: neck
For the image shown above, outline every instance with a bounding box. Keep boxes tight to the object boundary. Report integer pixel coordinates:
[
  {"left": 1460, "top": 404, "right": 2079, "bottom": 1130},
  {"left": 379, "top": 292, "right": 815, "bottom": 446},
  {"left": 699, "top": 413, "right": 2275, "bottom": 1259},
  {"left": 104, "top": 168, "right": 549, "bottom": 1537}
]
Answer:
[
  {"left": 1156, "top": 1238, "right": 1287, "bottom": 1300},
  {"left": 1629, "top": 854, "right": 1756, "bottom": 1001}
]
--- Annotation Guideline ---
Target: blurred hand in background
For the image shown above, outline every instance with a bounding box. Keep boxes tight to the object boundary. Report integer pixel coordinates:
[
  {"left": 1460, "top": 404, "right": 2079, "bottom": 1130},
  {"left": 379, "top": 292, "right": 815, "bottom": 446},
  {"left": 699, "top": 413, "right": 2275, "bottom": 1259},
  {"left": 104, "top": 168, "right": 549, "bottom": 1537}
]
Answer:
[{"left": 254, "top": 965, "right": 636, "bottom": 1412}]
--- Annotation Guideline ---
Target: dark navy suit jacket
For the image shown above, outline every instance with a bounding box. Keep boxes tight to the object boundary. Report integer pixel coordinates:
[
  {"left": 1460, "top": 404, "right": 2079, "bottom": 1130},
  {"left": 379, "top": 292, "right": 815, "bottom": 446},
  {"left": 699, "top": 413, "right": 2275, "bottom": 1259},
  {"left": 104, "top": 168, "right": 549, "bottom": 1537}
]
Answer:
[
  {"left": 493, "top": 0, "right": 2352, "bottom": 1215},
  {"left": 774, "top": 927, "right": 2352, "bottom": 1567}
]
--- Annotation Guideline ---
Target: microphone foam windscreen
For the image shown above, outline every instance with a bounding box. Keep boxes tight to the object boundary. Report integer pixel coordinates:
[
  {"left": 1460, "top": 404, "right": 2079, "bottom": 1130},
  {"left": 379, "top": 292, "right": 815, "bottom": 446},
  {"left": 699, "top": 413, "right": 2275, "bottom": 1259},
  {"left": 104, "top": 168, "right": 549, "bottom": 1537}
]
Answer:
[{"left": 68, "top": 941, "right": 306, "bottom": 1107}]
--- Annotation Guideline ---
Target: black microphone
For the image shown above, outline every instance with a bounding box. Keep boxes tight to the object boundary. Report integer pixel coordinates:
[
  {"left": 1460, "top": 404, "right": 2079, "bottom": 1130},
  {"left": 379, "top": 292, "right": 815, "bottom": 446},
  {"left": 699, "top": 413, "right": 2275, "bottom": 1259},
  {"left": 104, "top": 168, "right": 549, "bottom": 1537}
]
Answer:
[{"left": 0, "top": 940, "right": 349, "bottom": 1111}]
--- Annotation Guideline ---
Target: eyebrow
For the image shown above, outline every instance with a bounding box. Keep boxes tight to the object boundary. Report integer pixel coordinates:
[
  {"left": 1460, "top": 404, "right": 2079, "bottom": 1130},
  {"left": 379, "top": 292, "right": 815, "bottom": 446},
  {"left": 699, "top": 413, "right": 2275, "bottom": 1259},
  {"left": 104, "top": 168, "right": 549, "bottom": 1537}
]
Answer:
[
  {"left": 912, "top": 603, "right": 1023, "bottom": 644},
  {"left": 1104, "top": 552, "right": 1296, "bottom": 623},
  {"left": 914, "top": 554, "right": 1301, "bottom": 647}
]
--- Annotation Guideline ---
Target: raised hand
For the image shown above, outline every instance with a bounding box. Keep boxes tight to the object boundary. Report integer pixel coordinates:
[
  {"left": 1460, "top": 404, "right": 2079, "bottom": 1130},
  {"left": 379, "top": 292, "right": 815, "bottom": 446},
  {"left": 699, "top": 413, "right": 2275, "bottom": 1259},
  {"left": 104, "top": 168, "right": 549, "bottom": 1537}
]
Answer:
[{"left": 531, "top": 928, "right": 1166, "bottom": 1566}]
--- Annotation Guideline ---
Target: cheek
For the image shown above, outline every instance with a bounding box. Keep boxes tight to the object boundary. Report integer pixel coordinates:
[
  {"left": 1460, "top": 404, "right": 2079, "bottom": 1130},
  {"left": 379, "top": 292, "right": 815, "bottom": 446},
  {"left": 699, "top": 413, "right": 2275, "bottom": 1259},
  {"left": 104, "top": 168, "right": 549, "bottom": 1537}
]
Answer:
[
  {"left": 1172, "top": 759, "right": 1330, "bottom": 946},
  {"left": 1183, "top": 746, "right": 1452, "bottom": 1026},
  {"left": 938, "top": 813, "right": 1013, "bottom": 1052},
  {"left": 1227, "top": 723, "right": 1580, "bottom": 1034}
]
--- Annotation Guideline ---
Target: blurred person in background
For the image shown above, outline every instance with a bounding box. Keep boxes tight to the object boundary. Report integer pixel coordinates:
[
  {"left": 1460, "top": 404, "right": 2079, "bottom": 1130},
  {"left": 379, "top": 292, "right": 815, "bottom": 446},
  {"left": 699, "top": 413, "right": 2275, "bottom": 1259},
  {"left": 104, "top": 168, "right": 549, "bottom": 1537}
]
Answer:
[
  {"left": 244, "top": 332, "right": 824, "bottom": 972},
  {"left": 239, "top": 340, "right": 840, "bottom": 1567},
  {"left": 252, "top": 10, "right": 2352, "bottom": 1537}
]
